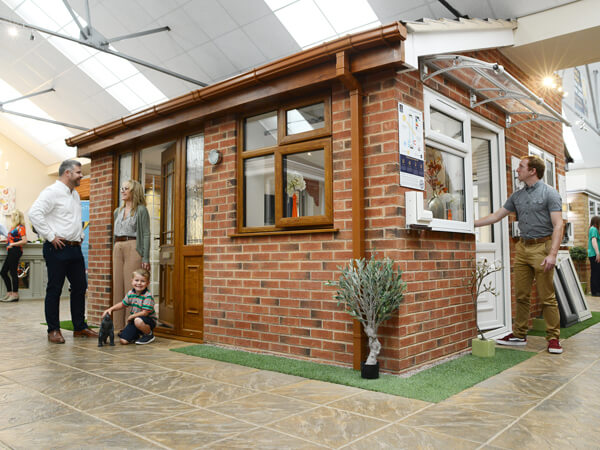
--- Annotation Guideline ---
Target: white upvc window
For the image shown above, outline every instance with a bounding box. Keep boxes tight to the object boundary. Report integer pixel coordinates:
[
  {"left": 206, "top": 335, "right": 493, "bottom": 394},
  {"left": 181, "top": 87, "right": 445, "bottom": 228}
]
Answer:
[
  {"left": 423, "top": 90, "right": 474, "bottom": 233},
  {"left": 528, "top": 143, "right": 556, "bottom": 188},
  {"left": 590, "top": 197, "right": 600, "bottom": 218}
]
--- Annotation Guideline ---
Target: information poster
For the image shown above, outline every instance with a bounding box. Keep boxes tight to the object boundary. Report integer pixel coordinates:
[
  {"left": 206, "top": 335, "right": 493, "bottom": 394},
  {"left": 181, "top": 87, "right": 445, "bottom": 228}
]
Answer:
[{"left": 398, "top": 103, "right": 424, "bottom": 190}]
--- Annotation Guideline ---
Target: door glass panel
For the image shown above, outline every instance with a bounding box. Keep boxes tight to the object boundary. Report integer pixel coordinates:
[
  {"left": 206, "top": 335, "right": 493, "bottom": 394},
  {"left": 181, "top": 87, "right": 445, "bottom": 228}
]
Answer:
[
  {"left": 286, "top": 102, "right": 325, "bottom": 135},
  {"left": 139, "top": 145, "right": 164, "bottom": 306},
  {"left": 185, "top": 134, "right": 204, "bottom": 245},
  {"left": 473, "top": 137, "right": 493, "bottom": 243},
  {"left": 283, "top": 150, "right": 325, "bottom": 218},
  {"left": 424, "top": 146, "right": 465, "bottom": 221},
  {"left": 118, "top": 152, "right": 132, "bottom": 207},
  {"left": 164, "top": 160, "right": 174, "bottom": 244},
  {"left": 244, "top": 155, "right": 274, "bottom": 227},
  {"left": 545, "top": 158, "right": 555, "bottom": 187},
  {"left": 430, "top": 108, "right": 464, "bottom": 142},
  {"left": 244, "top": 111, "right": 277, "bottom": 150}
]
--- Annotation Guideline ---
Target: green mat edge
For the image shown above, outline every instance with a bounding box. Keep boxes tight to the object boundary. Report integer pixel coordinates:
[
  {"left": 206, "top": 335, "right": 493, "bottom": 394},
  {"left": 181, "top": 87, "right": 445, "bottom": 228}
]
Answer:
[{"left": 171, "top": 344, "right": 534, "bottom": 403}]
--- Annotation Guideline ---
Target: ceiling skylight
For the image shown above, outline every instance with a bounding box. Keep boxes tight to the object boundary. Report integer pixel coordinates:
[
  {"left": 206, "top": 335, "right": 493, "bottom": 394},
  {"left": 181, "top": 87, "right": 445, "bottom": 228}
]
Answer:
[
  {"left": 265, "top": 0, "right": 380, "bottom": 49},
  {"left": 0, "top": 78, "right": 74, "bottom": 159},
  {"left": 6, "top": 0, "right": 167, "bottom": 113}
]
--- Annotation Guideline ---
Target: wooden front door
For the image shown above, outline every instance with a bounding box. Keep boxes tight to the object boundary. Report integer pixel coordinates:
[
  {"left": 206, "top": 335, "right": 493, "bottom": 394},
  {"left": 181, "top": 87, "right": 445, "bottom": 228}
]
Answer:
[{"left": 158, "top": 143, "right": 176, "bottom": 329}]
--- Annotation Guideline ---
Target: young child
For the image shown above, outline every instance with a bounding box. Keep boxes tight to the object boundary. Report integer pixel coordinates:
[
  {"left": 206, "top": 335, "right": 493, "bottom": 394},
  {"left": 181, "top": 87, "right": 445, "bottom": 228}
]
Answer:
[{"left": 102, "top": 268, "right": 156, "bottom": 345}]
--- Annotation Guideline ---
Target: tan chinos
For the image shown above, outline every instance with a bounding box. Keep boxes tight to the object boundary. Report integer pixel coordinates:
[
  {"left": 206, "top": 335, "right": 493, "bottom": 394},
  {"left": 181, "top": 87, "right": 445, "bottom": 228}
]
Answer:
[
  {"left": 112, "top": 240, "right": 142, "bottom": 330},
  {"left": 513, "top": 239, "right": 561, "bottom": 340}
]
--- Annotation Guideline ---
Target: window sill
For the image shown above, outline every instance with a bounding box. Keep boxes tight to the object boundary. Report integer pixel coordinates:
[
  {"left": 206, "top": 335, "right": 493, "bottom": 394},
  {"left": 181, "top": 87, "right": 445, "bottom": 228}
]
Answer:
[{"left": 230, "top": 228, "right": 338, "bottom": 238}]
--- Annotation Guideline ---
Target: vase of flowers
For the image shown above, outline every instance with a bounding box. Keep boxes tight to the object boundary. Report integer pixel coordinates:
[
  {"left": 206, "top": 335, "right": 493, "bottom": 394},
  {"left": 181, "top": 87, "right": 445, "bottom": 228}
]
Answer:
[
  {"left": 286, "top": 173, "right": 306, "bottom": 217},
  {"left": 425, "top": 157, "right": 447, "bottom": 219}
]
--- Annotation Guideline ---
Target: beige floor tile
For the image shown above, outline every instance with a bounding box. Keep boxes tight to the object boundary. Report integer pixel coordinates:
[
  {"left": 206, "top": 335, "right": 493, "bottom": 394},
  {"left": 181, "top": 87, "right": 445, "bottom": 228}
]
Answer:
[
  {"left": 162, "top": 380, "right": 256, "bottom": 407},
  {"left": 329, "top": 390, "right": 431, "bottom": 422},
  {"left": 399, "top": 403, "right": 515, "bottom": 444},
  {"left": 50, "top": 381, "right": 148, "bottom": 410},
  {"left": 270, "top": 405, "right": 388, "bottom": 447},
  {"left": 208, "top": 392, "right": 316, "bottom": 425},
  {"left": 0, "top": 412, "right": 116, "bottom": 449},
  {"left": 441, "top": 387, "right": 541, "bottom": 417},
  {"left": 344, "top": 423, "right": 481, "bottom": 449},
  {"left": 0, "top": 383, "right": 42, "bottom": 404},
  {"left": 218, "top": 370, "right": 316, "bottom": 392},
  {"left": 62, "top": 431, "right": 165, "bottom": 449},
  {"left": 269, "top": 379, "right": 364, "bottom": 405},
  {"left": 210, "top": 427, "right": 328, "bottom": 449},
  {"left": 132, "top": 410, "right": 255, "bottom": 449},
  {"left": 89, "top": 362, "right": 172, "bottom": 382},
  {"left": 125, "top": 369, "right": 210, "bottom": 394},
  {"left": 475, "top": 372, "right": 565, "bottom": 398},
  {"left": 88, "top": 394, "right": 196, "bottom": 428},
  {"left": 523, "top": 394, "right": 600, "bottom": 429},
  {"left": 0, "top": 395, "right": 74, "bottom": 431},
  {"left": 180, "top": 361, "right": 260, "bottom": 379},
  {"left": 490, "top": 415, "right": 600, "bottom": 449}
]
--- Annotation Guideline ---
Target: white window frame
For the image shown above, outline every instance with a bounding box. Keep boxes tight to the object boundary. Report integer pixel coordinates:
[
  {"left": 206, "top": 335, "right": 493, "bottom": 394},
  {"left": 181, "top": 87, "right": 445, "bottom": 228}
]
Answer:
[
  {"left": 424, "top": 89, "right": 473, "bottom": 233},
  {"left": 528, "top": 143, "right": 556, "bottom": 188},
  {"left": 589, "top": 197, "right": 600, "bottom": 217}
]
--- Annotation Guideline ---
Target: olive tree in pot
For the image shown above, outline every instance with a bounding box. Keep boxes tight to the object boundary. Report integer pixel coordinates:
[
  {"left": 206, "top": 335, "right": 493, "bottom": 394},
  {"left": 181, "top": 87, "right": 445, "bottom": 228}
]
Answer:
[
  {"left": 469, "top": 258, "right": 502, "bottom": 357},
  {"left": 327, "top": 256, "right": 406, "bottom": 379}
]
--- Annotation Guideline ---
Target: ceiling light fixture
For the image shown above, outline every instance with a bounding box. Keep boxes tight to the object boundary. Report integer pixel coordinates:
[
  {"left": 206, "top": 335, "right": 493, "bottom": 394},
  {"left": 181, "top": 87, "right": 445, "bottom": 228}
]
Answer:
[{"left": 7, "top": 25, "right": 17, "bottom": 36}]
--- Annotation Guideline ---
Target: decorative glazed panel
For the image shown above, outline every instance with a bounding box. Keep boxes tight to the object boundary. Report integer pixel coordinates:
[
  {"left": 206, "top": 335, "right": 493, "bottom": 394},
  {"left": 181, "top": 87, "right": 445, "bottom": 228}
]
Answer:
[{"left": 185, "top": 134, "right": 204, "bottom": 245}]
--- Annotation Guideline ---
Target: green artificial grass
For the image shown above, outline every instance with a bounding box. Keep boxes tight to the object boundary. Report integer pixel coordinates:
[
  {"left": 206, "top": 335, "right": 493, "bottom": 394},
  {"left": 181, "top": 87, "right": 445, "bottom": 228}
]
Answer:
[
  {"left": 528, "top": 311, "right": 600, "bottom": 339},
  {"left": 171, "top": 345, "right": 534, "bottom": 403},
  {"left": 41, "top": 320, "right": 96, "bottom": 331}
]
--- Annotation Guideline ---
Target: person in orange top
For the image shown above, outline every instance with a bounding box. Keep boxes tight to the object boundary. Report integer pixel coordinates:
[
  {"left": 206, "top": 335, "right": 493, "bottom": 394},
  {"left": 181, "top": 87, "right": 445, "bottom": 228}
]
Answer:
[{"left": 1, "top": 210, "right": 27, "bottom": 302}]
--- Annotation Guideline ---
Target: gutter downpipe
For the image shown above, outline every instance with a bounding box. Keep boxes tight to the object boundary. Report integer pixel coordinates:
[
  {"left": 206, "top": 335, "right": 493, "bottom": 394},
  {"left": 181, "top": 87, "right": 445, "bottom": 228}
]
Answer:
[{"left": 336, "top": 51, "right": 366, "bottom": 370}]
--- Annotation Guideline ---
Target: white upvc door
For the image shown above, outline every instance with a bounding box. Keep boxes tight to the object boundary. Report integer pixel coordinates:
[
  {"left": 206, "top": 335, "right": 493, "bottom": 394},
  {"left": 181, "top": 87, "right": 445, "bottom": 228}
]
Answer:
[{"left": 472, "top": 127, "right": 509, "bottom": 335}]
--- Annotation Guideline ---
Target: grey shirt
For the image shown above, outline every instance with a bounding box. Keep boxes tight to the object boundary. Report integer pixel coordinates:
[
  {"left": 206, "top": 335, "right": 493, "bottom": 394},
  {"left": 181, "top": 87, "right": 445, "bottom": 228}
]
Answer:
[
  {"left": 114, "top": 208, "right": 137, "bottom": 237},
  {"left": 503, "top": 180, "right": 562, "bottom": 239}
]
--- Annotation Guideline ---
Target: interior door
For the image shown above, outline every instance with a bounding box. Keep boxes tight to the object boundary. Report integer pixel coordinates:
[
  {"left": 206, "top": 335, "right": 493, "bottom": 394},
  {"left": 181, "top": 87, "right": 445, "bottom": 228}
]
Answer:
[
  {"left": 472, "top": 127, "right": 506, "bottom": 332},
  {"left": 158, "top": 143, "right": 176, "bottom": 328}
]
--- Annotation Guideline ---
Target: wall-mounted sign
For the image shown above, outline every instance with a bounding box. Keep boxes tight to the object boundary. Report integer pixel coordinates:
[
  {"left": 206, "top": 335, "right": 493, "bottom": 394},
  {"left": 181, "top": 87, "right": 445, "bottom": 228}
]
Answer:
[{"left": 398, "top": 103, "right": 424, "bottom": 190}]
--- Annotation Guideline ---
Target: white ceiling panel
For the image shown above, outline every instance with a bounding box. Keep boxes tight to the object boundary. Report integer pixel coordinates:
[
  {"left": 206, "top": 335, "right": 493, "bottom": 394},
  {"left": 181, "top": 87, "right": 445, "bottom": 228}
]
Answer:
[
  {"left": 213, "top": 28, "right": 265, "bottom": 72},
  {"left": 160, "top": 7, "right": 211, "bottom": 52},
  {"left": 220, "top": 0, "right": 272, "bottom": 26},
  {"left": 183, "top": 0, "right": 237, "bottom": 40},
  {"left": 187, "top": 41, "right": 237, "bottom": 81},
  {"left": 242, "top": 13, "right": 299, "bottom": 60}
]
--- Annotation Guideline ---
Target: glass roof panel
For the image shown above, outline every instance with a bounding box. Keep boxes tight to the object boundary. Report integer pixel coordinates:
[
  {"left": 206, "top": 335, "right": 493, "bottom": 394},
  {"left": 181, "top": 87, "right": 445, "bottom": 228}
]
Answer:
[
  {"left": 266, "top": 0, "right": 380, "bottom": 49},
  {"left": 6, "top": 0, "right": 167, "bottom": 114},
  {"left": 421, "top": 55, "right": 568, "bottom": 128}
]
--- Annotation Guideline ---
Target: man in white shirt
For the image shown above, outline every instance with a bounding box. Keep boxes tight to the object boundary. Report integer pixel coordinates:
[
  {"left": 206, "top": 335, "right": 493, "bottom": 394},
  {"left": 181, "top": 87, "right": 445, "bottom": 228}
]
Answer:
[{"left": 29, "top": 160, "right": 98, "bottom": 344}]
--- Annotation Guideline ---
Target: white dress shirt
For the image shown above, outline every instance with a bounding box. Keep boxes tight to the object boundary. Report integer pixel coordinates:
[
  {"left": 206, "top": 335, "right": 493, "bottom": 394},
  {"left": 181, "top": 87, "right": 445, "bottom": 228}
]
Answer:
[{"left": 29, "top": 181, "right": 84, "bottom": 242}]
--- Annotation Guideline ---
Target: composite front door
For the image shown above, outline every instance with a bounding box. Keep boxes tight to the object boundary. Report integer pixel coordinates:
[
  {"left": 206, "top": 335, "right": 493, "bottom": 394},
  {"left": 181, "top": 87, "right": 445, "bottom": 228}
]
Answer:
[{"left": 472, "top": 127, "right": 507, "bottom": 335}]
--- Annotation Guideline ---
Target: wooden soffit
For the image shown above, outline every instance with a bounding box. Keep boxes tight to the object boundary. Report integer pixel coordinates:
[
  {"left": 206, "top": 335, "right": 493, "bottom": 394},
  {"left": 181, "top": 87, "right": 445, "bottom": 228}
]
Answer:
[{"left": 70, "top": 22, "right": 408, "bottom": 158}]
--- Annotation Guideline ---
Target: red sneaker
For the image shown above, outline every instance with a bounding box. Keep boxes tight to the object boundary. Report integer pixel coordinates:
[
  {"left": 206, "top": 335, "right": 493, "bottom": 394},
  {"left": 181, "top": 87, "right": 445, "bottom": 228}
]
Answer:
[
  {"left": 548, "top": 339, "right": 563, "bottom": 354},
  {"left": 496, "top": 333, "right": 527, "bottom": 346}
]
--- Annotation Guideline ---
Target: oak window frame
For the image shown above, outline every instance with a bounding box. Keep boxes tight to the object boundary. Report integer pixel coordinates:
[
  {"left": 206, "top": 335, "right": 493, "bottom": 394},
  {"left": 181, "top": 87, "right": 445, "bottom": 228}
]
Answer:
[{"left": 237, "top": 96, "right": 333, "bottom": 234}]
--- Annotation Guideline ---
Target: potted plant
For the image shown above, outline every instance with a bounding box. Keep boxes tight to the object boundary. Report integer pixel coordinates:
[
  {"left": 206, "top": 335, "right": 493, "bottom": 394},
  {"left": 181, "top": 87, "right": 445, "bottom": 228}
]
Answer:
[
  {"left": 327, "top": 256, "right": 406, "bottom": 379},
  {"left": 469, "top": 258, "right": 502, "bottom": 357}
]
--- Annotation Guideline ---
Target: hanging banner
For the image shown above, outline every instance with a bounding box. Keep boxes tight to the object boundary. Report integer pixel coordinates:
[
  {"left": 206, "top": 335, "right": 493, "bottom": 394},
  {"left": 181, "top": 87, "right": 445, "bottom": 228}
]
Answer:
[{"left": 398, "top": 103, "right": 424, "bottom": 190}]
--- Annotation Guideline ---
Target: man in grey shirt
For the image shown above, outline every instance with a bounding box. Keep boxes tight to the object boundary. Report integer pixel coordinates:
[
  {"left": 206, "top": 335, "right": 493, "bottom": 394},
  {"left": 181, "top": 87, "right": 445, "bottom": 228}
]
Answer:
[{"left": 475, "top": 155, "right": 563, "bottom": 354}]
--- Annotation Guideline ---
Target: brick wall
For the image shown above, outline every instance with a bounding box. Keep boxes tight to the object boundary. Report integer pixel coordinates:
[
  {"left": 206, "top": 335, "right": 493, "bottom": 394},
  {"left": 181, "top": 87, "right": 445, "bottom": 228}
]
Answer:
[
  {"left": 86, "top": 48, "right": 566, "bottom": 374},
  {"left": 87, "top": 154, "right": 113, "bottom": 324}
]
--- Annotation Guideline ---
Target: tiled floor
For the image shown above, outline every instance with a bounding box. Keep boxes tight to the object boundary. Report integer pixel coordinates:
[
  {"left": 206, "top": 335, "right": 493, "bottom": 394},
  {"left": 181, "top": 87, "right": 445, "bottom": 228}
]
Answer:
[{"left": 0, "top": 298, "right": 599, "bottom": 449}]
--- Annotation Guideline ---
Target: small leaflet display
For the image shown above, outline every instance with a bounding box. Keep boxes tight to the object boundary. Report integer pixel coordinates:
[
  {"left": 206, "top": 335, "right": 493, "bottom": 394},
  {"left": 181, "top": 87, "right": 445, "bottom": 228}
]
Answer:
[{"left": 398, "top": 103, "right": 424, "bottom": 190}]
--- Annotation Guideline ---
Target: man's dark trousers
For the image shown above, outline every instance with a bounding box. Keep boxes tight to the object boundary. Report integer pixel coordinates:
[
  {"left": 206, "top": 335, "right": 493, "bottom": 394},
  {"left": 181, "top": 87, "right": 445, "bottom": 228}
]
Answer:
[{"left": 43, "top": 241, "right": 87, "bottom": 333}]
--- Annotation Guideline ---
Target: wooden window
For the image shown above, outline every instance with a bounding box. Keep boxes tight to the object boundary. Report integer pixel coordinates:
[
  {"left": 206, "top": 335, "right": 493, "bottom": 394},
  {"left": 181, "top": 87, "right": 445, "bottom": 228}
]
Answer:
[{"left": 238, "top": 96, "right": 332, "bottom": 233}]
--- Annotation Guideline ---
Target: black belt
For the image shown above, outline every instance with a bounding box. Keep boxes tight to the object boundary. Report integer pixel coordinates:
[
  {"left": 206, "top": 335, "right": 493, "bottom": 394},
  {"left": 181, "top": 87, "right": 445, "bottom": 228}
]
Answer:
[
  {"left": 114, "top": 236, "right": 136, "bottom": 242},
  {"left": 521, "top": 236, "right": 551, "bottom": 245}
]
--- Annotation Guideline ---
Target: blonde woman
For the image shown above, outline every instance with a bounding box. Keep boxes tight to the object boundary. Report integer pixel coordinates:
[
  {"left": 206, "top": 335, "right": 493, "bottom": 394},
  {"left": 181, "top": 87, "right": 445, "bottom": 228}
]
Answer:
[
  {"left": 1, "top": 210, "right": 27, "bottom": 302},
  {"left": 112, "top": 180, "right": 151, "bottom": 331}
]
